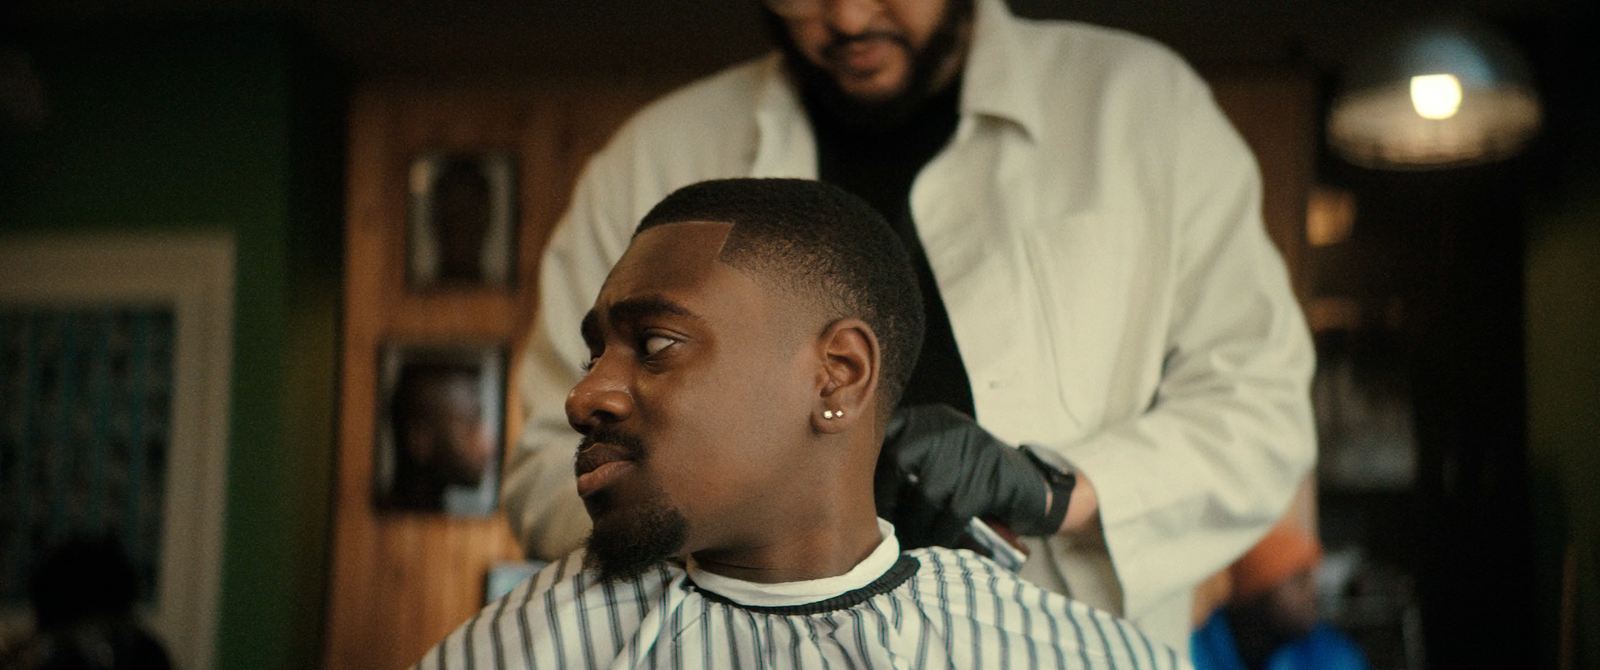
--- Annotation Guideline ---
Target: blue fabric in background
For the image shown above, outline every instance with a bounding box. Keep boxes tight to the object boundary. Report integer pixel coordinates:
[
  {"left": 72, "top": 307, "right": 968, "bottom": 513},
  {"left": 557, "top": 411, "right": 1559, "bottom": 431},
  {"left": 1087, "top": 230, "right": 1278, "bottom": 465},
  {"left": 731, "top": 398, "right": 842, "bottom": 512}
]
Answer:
[{"left": 1192, "top": 608, "right": 1372, "bottom": 670}]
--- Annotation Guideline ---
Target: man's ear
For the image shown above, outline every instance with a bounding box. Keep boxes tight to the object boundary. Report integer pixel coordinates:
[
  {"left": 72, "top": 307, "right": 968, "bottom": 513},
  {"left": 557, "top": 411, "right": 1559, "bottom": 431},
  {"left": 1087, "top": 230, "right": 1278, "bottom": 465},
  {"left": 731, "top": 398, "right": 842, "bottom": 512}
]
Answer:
[{"left": 812, "top": 317, "right": 880, "bottom": 435}]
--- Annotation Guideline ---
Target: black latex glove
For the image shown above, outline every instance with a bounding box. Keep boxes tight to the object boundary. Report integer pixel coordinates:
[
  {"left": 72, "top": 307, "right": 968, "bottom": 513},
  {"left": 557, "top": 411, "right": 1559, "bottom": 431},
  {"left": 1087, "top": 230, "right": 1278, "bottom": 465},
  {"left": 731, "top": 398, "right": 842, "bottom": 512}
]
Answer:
[{"left": 876, "top": 403, "right": 1074, "bottom": 549}]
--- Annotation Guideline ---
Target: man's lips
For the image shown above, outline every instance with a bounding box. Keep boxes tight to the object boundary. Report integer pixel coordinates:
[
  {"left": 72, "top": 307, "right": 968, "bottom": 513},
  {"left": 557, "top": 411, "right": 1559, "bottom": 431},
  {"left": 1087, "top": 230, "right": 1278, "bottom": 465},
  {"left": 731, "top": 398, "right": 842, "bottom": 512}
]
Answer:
[
  {"left": 574, "top": 442, "right": 636, "bottom": 498},
  {"left": 577, "top": 461, "right": 635, "bottom": 498},
  {"left": 823, "top": 34, "right": 907, "bottom": 77},
  {"left": 832, "top": 40, "right": 893, "bottom": 73}
]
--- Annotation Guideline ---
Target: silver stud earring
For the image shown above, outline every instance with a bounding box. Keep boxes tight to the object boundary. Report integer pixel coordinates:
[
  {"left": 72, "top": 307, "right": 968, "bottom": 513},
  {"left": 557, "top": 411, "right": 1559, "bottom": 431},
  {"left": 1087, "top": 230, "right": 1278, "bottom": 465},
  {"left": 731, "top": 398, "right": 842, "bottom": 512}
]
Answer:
[{"left": 823, "top": 409, "right": 843, "bottom": 420}]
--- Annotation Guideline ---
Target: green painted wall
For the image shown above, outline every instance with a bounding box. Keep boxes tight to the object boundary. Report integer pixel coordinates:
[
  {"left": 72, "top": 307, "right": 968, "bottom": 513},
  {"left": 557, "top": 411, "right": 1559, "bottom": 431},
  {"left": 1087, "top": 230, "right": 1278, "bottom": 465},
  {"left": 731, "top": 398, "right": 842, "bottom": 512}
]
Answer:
[
  {"left": 1528, "top": 192, "right": 1600, "bottom": 670},
  {"left": 1526, "top": 137, "right": 1600, "bottom": 669},
  {"left": 1525, "top": 12, "right": 1600, "bottom": 668},
  {"left": 1, "top": 20, "right": 344, "bottom": 670}
]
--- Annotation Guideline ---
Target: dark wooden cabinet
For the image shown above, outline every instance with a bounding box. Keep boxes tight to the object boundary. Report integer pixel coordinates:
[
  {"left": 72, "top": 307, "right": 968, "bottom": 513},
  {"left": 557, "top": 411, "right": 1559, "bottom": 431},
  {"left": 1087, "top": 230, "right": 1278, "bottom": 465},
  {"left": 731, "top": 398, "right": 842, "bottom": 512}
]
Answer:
[{"left": 1310, "top": 155, "right": 1536, "bottom": 669}]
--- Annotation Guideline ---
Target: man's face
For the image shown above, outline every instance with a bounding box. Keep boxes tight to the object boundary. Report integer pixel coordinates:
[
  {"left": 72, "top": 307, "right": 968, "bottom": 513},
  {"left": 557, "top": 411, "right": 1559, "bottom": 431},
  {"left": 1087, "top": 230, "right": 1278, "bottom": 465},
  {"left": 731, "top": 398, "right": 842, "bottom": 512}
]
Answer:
[
  {"left": 433, "top": 376, "right": 493, "bottom": 485},
  {"left": 776, "top": 0, "right": 956, "bottom": 102},
  {"left": 401, "top": 374, "right": 492, "bottom": 486},
  {"left": 567, "top": 221, "right": 819, "bottom": 579}
]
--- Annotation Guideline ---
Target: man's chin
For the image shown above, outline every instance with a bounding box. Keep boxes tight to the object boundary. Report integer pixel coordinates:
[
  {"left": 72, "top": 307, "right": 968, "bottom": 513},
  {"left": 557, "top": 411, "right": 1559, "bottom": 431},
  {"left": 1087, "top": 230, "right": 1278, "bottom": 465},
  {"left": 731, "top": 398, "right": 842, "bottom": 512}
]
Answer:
[
  {"left": 583, "top": 498, "right": 690, "bottom": 582},
  {"left": 582, "top": 542, "right": 664, "bottom": 583},
  {"left": 824, "top": 52, "right": 912, "bottom": 101},
  {"left": 834, "top": 77, "right": 910, "bottom": 107},
  {"left": 801, "top": 49, "right": 946, "bottom": 131}
]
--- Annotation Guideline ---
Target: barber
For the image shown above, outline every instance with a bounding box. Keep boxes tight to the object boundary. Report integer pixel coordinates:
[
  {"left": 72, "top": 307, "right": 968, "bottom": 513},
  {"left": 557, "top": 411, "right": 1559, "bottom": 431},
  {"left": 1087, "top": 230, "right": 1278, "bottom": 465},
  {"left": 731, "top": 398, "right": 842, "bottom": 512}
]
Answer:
[{"left": 501, "top": 0, "right": 1315, "bottom": 651}]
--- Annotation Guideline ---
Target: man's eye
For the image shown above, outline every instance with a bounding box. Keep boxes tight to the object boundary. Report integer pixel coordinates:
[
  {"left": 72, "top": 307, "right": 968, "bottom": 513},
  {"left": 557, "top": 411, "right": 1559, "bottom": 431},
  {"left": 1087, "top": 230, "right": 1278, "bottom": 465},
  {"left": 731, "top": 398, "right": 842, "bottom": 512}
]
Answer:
[
  {"left": 580, "top": 355, "right": 598, "bottom": 372},
  {"left": 642, "top": 335, "right": 675, "bottom": 357}
]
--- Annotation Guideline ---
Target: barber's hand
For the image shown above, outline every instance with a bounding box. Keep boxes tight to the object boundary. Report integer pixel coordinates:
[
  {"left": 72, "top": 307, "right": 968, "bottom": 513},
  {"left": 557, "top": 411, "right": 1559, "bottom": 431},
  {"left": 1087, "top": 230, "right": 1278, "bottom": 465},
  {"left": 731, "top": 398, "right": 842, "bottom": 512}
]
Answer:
[{"left": 877, "top": 404, "right": 1073, "bottom": 549}]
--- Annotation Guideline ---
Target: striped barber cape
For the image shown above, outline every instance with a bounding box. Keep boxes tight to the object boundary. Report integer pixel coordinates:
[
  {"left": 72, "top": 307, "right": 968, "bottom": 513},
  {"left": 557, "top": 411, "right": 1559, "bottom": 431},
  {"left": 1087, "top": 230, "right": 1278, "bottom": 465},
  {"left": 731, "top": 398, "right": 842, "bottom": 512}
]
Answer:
[{"left": 416, "top": 523, "right": 1187, "bottom": 670}]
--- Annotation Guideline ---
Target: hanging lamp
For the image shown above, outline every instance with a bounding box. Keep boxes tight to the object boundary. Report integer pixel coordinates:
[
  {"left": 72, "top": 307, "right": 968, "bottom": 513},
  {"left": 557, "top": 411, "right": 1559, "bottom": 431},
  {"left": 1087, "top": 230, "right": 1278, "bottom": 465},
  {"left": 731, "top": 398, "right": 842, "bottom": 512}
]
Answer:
[{"left": 1327, "top": 18, "right": 1542, "bottom": 169}]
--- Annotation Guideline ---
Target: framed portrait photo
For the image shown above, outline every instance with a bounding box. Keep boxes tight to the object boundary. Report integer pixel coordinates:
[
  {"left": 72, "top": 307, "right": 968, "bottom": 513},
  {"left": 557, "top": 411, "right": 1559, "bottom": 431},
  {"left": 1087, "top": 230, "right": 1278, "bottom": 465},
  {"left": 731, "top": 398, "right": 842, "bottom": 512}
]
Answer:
[
  {"left": 407, "top": 151, "right": 518, "bottom": 290},
  {"left": 374, "top": 343, "right": 506, "bottom": 517}
]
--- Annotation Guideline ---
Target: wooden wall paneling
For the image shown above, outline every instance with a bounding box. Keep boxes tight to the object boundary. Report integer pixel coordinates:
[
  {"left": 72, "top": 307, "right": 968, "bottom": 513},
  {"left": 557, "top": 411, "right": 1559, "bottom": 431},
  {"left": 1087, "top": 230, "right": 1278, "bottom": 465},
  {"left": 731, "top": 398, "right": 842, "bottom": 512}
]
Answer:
[
  {"left": 326, "top": 91, "right": 396, "bottom": 670},
  {"left": 324, "top": 81, "right": 667, "bottom": 670},
  {"left": 1209, "top": 72, "right": 1320, "bottom": 307}
]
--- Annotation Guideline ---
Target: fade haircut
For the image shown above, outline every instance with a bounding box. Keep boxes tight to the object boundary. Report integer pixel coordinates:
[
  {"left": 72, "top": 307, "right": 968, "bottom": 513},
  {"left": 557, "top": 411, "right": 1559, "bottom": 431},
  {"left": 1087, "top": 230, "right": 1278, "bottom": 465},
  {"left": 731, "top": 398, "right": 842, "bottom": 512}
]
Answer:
[{"left": 636, "top": 178, "right": 925, "bottom": 410}]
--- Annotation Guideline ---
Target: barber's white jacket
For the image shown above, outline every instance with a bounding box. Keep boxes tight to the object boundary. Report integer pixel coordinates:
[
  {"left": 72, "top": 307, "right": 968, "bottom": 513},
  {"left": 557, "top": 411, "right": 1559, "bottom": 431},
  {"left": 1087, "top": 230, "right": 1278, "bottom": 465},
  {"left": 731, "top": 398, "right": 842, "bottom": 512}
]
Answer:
[{"left": 502, "top": 0, "right": 1315, "bottom": 652}]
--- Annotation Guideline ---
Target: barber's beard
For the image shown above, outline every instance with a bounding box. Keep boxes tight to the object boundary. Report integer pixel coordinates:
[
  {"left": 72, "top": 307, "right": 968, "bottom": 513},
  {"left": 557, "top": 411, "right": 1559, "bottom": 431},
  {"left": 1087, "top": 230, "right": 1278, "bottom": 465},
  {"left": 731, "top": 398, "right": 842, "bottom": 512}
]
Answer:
[
  {"left": 766, "top": 0, "right": 971, "bottom": 132},
  {"left": 584, "top": 485, "right": 690, "bottom": 582}
]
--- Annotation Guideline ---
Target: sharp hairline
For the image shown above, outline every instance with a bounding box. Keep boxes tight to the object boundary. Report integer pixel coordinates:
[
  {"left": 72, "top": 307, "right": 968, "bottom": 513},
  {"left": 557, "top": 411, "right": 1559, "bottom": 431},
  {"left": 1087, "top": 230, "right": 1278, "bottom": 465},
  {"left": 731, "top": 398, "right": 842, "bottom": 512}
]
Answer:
[
  {"left": 638, "top": 217, "right": 738, "bottom": 260},
  {"left": 610, "top": 294, "right": 702, "bottom": 322}
]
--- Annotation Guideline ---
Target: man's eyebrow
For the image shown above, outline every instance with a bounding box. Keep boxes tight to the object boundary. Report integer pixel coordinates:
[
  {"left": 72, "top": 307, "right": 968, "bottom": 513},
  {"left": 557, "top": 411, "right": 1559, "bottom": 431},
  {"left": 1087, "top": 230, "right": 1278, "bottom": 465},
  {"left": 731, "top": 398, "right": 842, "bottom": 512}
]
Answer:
[
  {"left": 580, "top": 295, "right": 703, "bottom": 345},
  {"left": 580, "top": 310, "right": 602, "bottom": 347},
  {"left": 607, "top": 295, "right": 701, "bottom": 325}
]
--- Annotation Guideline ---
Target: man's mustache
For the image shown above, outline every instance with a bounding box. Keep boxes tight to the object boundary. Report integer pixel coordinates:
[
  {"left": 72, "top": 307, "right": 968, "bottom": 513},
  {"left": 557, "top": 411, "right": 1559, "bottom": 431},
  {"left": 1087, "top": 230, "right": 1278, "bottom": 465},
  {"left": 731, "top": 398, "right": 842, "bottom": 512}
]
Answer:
[
  {"left": 822, "top": 31, "right": 911, "bottom": 60},
  {"left": 577, "top": 425, "right": 648, "bottom": 460}
]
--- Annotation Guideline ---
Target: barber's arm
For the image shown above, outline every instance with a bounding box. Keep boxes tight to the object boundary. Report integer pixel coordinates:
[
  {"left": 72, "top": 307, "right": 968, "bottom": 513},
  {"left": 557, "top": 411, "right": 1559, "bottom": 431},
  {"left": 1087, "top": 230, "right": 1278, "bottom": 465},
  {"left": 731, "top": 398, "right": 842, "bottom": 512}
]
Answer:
[
  {"left": 1039, "top": 67, "right": 1316, "bottom": 616},
  {"left": 887, "top": 65, "right": 1314, "bottom": 617},
  {"left": 882, "top": 403, "right": 1081, "bottom": 549}
]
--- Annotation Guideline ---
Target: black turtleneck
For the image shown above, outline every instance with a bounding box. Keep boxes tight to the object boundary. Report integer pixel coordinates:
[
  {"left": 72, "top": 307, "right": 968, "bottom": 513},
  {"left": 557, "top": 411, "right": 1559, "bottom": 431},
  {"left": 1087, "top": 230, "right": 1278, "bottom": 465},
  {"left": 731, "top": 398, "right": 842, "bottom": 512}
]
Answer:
[{"left": 805, "top": 81, "right": 975, "bottom": 419}]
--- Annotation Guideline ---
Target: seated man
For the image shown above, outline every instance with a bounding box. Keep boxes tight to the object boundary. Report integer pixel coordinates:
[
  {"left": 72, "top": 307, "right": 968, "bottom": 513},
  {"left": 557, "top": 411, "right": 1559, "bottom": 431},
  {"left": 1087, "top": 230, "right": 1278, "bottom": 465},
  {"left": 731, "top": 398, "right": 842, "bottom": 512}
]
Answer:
[
  {"left": 415, "top": 178, "right": 1186, "bottom": 669},
  {"left": 1191, "top": 524, "right": 1370, "bottom": 670}
]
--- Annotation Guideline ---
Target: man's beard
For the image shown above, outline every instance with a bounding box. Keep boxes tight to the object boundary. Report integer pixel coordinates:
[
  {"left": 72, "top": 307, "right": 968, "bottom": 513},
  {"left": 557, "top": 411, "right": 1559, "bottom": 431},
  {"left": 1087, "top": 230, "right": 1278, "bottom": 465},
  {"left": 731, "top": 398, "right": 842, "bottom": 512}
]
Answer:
[
  {"left": 578, "top": 425, "right": 691, "bottom": 582},
  {"left": 764, "top": 0, "right": 972, "bottom": 132},
  {"left": 584, "top": 485, "right": 690, "bottom": 582}
]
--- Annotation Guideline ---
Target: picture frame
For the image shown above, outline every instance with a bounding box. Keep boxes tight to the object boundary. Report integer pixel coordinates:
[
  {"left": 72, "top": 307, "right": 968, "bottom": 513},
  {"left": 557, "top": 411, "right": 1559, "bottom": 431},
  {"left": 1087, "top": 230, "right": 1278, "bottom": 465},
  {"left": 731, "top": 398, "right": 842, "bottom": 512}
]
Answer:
[
  {"left": 0, "top": 234, "right": 235, "bottom": 670},
  {"left": 406, "top": 151, "right": 518, "bottom": 290},
  {"left": 374, "top": 343, "right": 506, "bottom": 517}
]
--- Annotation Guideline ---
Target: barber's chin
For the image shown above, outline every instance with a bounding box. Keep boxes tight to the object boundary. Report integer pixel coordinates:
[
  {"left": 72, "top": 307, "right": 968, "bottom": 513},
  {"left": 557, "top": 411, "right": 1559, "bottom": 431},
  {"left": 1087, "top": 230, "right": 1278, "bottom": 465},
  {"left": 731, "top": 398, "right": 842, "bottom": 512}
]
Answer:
[{"left": 834, "top": 72, "right": 910, "bottom": 104}]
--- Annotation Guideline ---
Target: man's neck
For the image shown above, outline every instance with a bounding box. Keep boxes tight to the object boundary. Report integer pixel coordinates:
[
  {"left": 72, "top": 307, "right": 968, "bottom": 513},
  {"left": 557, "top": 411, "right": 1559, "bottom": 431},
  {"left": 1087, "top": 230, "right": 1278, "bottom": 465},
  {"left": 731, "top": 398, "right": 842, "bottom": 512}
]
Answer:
[{"left": 690, "top": 487, "right": 883, "bottom": 584}]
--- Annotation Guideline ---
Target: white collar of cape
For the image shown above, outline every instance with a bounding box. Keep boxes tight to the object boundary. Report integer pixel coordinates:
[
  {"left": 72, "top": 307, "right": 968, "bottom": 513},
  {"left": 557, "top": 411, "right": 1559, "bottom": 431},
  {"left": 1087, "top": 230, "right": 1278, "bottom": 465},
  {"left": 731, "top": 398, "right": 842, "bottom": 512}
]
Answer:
[{"left": 683, "top": 518, "right": 902, "bottom": 608}]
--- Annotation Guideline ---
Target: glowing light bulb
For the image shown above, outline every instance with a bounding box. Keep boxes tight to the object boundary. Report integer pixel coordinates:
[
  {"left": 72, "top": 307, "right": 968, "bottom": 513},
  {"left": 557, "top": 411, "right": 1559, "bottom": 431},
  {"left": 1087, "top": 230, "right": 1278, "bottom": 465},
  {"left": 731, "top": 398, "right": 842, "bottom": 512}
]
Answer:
[{"left": 1410, "top": 74, "right": 1463, "bottom": 119}]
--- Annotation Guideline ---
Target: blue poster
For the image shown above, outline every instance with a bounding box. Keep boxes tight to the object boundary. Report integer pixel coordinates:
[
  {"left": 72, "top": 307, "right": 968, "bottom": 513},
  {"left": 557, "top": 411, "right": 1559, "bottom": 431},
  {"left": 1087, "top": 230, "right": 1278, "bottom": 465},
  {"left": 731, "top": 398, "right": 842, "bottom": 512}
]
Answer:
[{"left": 0, "top": 308, "right": 174, "bottom": 604}]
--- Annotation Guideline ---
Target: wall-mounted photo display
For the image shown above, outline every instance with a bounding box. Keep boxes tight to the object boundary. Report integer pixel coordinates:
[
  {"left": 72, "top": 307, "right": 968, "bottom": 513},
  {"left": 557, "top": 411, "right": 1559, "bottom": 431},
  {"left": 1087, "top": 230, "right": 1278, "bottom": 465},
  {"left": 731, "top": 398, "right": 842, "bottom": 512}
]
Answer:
[
  {"left": 374, "top": 343, "right": 506, "bottom": 516},
  {"left": 407, "top": 151, "right": 517, "bottom": 290}
]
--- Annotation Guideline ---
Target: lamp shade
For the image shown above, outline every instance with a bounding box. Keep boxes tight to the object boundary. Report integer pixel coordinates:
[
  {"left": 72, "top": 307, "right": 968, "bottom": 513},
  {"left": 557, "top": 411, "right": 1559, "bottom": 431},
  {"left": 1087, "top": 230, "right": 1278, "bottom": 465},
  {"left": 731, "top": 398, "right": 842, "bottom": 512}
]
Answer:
[{"left": 1328, "top": 18, "right": 1542, "bottom": 169}]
